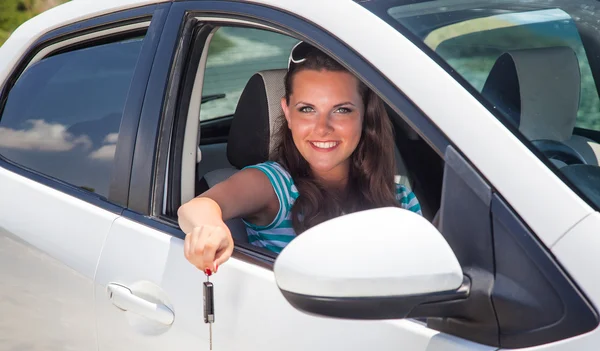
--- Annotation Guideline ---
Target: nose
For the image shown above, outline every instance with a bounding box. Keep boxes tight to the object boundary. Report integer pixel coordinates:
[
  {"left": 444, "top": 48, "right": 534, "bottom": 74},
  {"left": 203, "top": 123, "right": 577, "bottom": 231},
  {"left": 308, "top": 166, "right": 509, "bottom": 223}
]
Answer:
[{"left": 313, "top": 112, "right": 333, "bottom": 136}]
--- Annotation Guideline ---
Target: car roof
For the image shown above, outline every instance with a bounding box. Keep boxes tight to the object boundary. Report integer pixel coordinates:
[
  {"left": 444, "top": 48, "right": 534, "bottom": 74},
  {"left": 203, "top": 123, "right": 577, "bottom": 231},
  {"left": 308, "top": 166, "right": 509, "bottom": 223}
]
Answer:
[
  {"left": 0, "top": 0, "right": 170, "bottom": 84},
  {"left": 0, "top": 0, "right": 374, "bottom": 88}
]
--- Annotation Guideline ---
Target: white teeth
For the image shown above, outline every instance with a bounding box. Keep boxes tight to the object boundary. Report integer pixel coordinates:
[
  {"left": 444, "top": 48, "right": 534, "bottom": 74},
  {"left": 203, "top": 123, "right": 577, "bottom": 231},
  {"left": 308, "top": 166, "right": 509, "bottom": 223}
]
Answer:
[{"left": 311, "top": 141, "right": 338, "bottom": 149}]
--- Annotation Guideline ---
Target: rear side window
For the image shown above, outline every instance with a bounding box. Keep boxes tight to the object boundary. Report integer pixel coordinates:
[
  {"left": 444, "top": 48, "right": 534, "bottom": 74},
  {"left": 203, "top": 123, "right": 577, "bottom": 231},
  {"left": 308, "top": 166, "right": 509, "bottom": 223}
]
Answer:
[{"left": 0, "top": 36, "right": 144, "bottom": 198}]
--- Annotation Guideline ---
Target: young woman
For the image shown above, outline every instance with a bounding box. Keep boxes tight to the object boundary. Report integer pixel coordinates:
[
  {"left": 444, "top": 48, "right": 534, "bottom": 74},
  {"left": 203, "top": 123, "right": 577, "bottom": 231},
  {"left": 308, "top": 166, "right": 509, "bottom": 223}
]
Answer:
[{"left": 178, "top": 42, "right": 422, "bottom": 273}]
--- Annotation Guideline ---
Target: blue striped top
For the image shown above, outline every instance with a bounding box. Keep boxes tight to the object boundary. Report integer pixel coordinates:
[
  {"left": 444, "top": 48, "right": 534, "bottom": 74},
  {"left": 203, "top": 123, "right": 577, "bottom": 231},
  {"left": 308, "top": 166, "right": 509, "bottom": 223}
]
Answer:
[{"left": 243, "top": 161, "right": 422, "bottom": 254}]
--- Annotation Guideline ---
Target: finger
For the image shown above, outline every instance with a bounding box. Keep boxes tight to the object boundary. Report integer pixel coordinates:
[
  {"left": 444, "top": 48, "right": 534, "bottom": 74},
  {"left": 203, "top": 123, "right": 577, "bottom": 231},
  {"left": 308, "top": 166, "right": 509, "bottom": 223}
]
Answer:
[
  {"left": 190, "top": 226, "right": 207, "bottom": 270},
  {"left": 213, "top": 250, "right": 231, "bottom": 271},
  {"left": 202, "top": 228, "right": 221, "bottom": 272},
  {"left": 214, "top": 234, "right": 234, "bottom": 270},
  {"left": 194, "top": 225, "right": 215, "bottom": 270},
  {"left": 183, "top": 231, "right": 191, "bottom": 261}
]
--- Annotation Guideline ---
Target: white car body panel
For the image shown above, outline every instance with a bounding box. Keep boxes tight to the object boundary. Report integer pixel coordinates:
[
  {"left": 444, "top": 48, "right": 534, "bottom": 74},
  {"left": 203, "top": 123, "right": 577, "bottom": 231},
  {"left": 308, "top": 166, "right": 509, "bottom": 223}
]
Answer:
[
  {"left": 0, "top": 1, "right": 598, "bottom": 351},
  {"left": 95, "top": 217, "right": 495, "bottom": 351},
  {"left": 0, "top": 166, "right": 118, "bottom": 350}
]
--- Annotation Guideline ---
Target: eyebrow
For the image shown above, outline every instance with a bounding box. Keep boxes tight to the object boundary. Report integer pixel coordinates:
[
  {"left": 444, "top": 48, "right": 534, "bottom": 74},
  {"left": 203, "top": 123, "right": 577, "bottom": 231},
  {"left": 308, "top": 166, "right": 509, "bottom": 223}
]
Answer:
[
  {"left": 334, "top": 102, "right": 356, "bottom": 108},
  {"left": 294, "top": 101, "right": 356, "bottom": 107}
]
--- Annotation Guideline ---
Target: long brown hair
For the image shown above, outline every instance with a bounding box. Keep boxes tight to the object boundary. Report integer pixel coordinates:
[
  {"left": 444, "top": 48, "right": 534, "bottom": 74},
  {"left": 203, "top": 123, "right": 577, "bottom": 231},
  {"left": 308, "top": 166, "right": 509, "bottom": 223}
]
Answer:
[{"left": 272, "top": 46, "right": 399, "bottom": 234}]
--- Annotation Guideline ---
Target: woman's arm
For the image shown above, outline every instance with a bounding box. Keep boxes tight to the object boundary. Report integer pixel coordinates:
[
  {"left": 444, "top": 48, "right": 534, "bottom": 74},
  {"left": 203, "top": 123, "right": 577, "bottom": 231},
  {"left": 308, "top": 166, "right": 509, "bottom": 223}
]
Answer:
[
  {"left": 178, "top": 168, "right": 278, "bottom": 233},
  {"left": 178, "top": 168, "right": 278, "bottom": 272}
]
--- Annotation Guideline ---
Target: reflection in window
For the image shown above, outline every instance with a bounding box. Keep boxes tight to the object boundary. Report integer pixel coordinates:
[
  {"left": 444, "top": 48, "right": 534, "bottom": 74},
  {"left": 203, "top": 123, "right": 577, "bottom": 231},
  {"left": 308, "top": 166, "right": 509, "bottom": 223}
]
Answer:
[{"left": 0, "top": 36, "right": 145, "bottom": 198}]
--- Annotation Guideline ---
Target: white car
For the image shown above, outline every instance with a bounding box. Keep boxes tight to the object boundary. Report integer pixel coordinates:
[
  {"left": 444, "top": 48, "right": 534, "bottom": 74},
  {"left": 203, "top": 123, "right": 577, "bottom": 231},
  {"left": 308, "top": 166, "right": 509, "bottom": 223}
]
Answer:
[{"left": 1, "top": 0, "right": 600, "bottom": 350}]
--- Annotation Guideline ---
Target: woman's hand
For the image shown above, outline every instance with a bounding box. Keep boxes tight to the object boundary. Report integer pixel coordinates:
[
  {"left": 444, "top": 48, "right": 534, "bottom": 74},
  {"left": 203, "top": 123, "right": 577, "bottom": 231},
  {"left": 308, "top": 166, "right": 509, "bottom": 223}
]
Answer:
[
  {"left": 178, "top": 197, "right": 234, "bottom": 273},
  {"left": 183, "top": 223, "right": 234, "bottom": 273}
]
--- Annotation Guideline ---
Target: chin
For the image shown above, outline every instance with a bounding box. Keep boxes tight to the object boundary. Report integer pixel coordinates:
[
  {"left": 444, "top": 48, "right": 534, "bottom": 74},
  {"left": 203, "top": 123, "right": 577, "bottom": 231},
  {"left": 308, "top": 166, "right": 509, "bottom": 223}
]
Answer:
[{"left": 306, "top": 160, "right": 344, "bottom": 174}]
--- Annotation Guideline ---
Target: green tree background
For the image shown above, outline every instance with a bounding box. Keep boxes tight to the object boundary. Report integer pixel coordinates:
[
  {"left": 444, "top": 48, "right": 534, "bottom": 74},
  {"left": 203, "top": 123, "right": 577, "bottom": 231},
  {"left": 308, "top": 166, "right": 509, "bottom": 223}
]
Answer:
[
  {"left": 0, "top": 0, "right": 234, "bottom": 53},
  {"left": 0, "top": 0, "right": 69, "bottom": 46}
]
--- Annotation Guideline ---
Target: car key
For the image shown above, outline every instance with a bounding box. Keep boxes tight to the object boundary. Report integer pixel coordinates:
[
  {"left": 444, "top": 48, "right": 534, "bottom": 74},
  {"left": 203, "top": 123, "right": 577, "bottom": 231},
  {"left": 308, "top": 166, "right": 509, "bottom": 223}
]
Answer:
[{"left": 203, "top": 269, "right": 215, "bottom": 350}]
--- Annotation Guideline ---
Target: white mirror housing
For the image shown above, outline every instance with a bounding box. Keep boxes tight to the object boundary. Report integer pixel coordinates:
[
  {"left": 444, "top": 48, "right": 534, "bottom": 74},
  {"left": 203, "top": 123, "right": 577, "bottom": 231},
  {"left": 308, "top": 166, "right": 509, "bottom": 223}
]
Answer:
[{"left": 274, "top": 207, "right": 468, "bottom": 320}]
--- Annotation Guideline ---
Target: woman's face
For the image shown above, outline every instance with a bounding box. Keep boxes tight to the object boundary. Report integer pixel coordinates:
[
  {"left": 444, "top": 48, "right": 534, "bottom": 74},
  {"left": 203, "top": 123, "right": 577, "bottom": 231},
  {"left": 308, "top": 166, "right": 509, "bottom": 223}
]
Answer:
[{"left": 281, "top": 69, "right": 364, "bottom": 180}]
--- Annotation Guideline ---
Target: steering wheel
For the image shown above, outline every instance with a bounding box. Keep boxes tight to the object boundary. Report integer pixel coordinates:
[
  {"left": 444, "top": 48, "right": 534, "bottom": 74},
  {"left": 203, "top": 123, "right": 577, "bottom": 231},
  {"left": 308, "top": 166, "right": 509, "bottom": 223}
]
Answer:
[{"left": 530, "top": 139, "right": 587, "bottom": 166}]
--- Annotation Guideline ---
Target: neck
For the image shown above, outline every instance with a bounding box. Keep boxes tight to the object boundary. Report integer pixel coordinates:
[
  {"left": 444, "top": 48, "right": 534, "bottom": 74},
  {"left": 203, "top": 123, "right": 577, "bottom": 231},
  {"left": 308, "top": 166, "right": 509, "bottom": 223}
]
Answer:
[{"left": 311, "top": 163, "right": 350, "bottom": 192}]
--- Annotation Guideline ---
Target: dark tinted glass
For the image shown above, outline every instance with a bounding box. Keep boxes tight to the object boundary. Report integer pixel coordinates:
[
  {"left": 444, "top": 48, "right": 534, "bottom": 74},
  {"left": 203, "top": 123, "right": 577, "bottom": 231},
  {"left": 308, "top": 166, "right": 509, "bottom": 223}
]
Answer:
[{"left": 0, "top": 36, "right": 144, "bottom": 199}]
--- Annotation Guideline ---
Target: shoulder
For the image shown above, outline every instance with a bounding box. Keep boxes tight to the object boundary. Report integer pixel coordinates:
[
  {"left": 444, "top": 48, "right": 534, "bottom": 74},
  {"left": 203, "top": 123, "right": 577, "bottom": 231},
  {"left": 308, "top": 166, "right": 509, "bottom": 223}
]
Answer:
[
  {"left": 244, "top": 161, "right": 294, "bottom": 187},
  {"left": 395, "top": 184, "right": 422, "bottom": 215},
  {"left": 242, "top": 161, "right": 298, "bottom": 231},
  {"left": 243, "top": 161, "right": 299, "bottom": 201},
  {"left": 244, "top": 161, "right": 287, "bottom": 177}
]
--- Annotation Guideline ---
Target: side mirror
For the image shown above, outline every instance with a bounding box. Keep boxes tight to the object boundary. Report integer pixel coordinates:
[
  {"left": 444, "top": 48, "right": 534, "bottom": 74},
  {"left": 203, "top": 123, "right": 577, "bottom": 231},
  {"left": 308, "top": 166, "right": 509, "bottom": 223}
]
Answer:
[{"left": 273, "top": 207, "right": 469, "bottom": 320}]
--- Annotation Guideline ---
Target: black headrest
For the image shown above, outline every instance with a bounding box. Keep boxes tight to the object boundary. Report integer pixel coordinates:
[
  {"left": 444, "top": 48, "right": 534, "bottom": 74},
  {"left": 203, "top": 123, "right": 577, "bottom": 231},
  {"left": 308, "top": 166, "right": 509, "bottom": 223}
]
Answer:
[
  {"left": 481, "top": 53, "right": 521, "bottom": 128},
  {"left": 227, "top": 69, "right": 287, "bottom": 169}
]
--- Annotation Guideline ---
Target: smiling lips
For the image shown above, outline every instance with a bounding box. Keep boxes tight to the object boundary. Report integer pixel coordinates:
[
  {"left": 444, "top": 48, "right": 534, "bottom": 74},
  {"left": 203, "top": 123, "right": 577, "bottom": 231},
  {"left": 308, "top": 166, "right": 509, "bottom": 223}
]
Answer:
[{"left": 309, "top": 141, "right": 340, "bottom": 151}]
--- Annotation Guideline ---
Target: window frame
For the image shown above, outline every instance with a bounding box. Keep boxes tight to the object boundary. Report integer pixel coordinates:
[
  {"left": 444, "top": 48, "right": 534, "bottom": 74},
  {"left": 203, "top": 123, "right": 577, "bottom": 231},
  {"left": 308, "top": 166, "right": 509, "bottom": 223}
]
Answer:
[{"left": 0, "top": 4, "right": 169, "bottom": 212}]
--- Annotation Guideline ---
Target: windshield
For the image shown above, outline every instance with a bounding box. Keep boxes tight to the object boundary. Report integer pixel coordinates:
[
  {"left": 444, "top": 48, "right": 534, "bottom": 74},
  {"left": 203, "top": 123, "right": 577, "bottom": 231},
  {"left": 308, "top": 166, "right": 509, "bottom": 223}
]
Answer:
[{"left": 358, "top": 0, "right": 600, "bottom": 209}]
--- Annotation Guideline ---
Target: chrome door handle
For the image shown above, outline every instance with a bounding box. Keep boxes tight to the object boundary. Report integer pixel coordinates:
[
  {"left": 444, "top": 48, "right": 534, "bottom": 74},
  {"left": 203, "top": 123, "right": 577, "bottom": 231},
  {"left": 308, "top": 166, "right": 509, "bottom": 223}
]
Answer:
[{"left": 106, "top": 283, "right": 174, "bottom": 325}]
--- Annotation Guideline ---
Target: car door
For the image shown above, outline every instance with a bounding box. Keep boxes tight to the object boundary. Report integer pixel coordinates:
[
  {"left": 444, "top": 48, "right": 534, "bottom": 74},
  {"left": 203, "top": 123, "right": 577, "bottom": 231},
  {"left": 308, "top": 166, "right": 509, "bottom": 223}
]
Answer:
[
  {"left": 92, "top": 2, "right": 502, "bottom": 351},
  {"left": 0, "top": 4, "right": 164, "bottom": 351}
]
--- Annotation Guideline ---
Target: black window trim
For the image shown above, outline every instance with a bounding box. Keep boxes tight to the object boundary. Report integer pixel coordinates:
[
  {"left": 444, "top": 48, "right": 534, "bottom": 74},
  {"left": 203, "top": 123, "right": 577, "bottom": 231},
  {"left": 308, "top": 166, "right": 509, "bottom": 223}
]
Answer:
[
  {"left": 124, "top": 0, "right": 451, "bottom": 268},
  {"left": 0, "top": 3, "right": 169, "bottom": 214}
]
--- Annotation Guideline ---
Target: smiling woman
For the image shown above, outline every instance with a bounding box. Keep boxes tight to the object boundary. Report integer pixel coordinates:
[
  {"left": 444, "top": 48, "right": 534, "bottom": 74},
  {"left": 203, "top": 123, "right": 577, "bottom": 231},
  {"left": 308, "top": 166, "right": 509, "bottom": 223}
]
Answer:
[{"left": 178, "top": 42, "right": 422, "bottom": 270}]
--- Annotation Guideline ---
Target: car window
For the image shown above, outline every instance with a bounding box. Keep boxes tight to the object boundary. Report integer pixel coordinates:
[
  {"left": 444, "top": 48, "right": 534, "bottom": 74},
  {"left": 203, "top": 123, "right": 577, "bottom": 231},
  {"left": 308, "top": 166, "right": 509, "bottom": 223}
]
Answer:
[
  {"left": 358, "top": 0, "right": 600, "bottom": 209},
  {"left": 0, "top": 36, "right": 145, "bottom": 199},
  {"left": 199, "top": 26, "right": 298, "bottom": 121}
]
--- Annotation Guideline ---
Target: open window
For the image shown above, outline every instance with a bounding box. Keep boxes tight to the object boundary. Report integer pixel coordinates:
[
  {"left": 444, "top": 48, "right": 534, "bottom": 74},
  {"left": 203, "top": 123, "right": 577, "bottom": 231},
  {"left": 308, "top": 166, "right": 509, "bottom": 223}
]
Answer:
[{"left": 157, "top": 18, "right": 445, "bottom": 258}]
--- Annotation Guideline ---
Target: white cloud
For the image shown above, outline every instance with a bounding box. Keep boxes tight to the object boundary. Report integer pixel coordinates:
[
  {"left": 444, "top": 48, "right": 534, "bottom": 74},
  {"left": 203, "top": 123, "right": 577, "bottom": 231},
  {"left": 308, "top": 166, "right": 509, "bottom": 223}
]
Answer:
[
  {"left": 0, "top": 119, "right": 92, "bottom": 151},
  {"left": 89, "top": 144, "right": 116, "bottom": 161},
  {"left": 104, "top": 133, "right": 119, "bottom": 144},
  {"left": 88, "top": 132, "right": 118, "bottom": 161}
]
